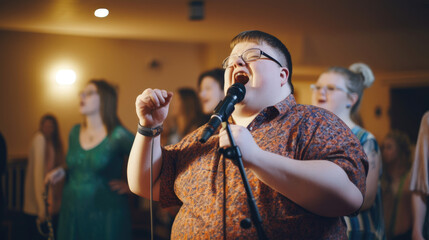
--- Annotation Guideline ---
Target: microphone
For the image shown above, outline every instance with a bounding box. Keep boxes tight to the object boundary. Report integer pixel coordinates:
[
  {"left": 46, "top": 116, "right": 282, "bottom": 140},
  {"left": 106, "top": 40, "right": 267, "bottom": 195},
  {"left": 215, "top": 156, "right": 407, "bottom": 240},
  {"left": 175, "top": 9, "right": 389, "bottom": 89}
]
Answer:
[{"left": 199, "top": 82, "right": 246, "bottom": 143}]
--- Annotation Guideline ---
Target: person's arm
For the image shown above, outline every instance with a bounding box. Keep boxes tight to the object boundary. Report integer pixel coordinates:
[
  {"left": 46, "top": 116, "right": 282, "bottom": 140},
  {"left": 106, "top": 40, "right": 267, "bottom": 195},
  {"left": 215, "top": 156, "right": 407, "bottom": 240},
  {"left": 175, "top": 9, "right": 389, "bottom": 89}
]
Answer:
[
  {"left": 127, "top": 88, "right": 173, "bottom": 200},
  {"left": 109, "top": 156, "right": 132, "bottom": 195},
  {"left": 360, "top": 139, "right": 381, "bottom": 210},
  {"left": 33, "top": 134, "right": 47, "bottom": 220},
  {"left": 110, "top": 128, "right": 140, "bottom": 195},
  {"left": 410, "top": 112, "right": 429, "bottom": 240},
  {"left": 412, "top": 192, "right": 427, "bottom": 240},
  {"left": 44, "top": 166, "right": 66, "bottom": 185},
  {"left": 219, "top": 125, "right": 364, "bottom": 217}
]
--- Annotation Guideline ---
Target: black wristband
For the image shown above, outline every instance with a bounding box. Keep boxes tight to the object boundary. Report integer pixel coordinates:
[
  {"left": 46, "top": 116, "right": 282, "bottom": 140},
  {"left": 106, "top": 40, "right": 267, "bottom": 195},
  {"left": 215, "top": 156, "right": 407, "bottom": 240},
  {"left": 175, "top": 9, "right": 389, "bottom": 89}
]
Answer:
[{"left": 137, "top": 123, "right": 163, "bottom": 137}]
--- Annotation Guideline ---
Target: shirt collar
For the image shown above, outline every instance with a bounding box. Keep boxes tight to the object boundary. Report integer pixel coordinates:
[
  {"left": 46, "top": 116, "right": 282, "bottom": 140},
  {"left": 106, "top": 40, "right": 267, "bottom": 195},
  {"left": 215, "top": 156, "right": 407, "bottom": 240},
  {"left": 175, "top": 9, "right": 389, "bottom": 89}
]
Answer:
[
  {"left": 228, "top": 94, "right": 297, "bottom": 124},
  {"left": 266, "top": 94, "right": 297, "bottom": 117}
]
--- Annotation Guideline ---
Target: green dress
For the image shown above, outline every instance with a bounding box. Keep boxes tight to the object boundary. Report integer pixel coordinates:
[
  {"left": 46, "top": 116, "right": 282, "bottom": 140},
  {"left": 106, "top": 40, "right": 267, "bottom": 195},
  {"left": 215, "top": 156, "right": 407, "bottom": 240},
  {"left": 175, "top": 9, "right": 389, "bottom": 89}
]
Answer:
[{"left": 58, "top": 124, "right": 134, "bottom": 240}]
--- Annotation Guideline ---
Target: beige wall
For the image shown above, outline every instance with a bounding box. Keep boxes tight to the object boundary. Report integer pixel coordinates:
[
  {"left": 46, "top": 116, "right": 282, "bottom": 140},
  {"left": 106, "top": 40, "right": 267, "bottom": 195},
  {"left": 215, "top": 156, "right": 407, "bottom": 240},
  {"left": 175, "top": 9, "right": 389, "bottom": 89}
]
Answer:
[
  {"left": 1, "top": 29, "right": 428, "bottom": 159},
  {"left": 0, "top": 30, "right": 226, "bottom": 158}
]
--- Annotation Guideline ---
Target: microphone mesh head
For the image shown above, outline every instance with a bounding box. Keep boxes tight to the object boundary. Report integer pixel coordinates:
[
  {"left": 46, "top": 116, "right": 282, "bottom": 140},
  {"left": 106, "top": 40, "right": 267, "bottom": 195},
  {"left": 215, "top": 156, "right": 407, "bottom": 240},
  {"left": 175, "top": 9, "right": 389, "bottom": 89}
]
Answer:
[{"left": 227, "top": 83, "right": 246, "bottom": 103}]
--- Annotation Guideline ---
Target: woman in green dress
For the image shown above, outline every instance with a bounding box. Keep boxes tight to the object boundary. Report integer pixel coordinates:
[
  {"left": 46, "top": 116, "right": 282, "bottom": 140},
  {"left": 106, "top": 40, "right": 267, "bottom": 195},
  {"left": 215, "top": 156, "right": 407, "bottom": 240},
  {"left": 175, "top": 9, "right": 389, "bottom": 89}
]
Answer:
[{"left": 45, "top": 79, "right": 134, "bottom": 240}]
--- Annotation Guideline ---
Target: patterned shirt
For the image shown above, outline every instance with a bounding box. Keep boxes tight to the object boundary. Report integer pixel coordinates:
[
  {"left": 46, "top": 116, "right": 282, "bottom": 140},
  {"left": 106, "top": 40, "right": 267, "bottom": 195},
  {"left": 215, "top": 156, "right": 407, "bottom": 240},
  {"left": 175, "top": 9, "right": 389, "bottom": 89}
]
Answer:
[{"left": 159, "top": 94, "right": 368, "bottom": 240}]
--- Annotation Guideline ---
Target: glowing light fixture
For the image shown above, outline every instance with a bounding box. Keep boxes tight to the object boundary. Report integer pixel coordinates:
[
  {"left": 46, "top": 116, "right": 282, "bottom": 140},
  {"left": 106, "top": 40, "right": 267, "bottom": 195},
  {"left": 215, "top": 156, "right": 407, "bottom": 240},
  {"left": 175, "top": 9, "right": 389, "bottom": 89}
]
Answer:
[
  {"left": 56, "top": 69, "right": 76, "bottom": 85},
  {"left": 94, "top": 8, "right": 109, "bottom": 18}
]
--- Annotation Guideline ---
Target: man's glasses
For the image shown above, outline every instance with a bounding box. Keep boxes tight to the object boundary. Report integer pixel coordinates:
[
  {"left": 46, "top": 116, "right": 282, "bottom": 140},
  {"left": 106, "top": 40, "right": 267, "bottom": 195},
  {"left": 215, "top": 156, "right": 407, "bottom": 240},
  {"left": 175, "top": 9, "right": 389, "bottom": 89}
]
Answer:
[
  {"left": 222, "top": 48, "right": 283, "bottom": 69},
  {"left": 310, "top": 84, "right": 349, "bottom": 94}
]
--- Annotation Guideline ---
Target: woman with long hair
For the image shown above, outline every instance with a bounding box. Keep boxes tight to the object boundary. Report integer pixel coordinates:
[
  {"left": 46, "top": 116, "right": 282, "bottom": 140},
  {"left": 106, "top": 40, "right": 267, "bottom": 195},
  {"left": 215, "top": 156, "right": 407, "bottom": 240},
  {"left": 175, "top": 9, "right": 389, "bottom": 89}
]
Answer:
[
  {"left": 45, "top": 79, "right": 134, "bottom": 240},
  {"left": 23, "top": 114, "right": 64, "bottom": 239},
  {"left": 159, "top": 87, "right": 208, "bottom": 234},
  {"left": 381, "top": 130, "right": 413, "bottom": 240},
  {"left": 165, "top": 87, "right": 207, "bottom": 145}
]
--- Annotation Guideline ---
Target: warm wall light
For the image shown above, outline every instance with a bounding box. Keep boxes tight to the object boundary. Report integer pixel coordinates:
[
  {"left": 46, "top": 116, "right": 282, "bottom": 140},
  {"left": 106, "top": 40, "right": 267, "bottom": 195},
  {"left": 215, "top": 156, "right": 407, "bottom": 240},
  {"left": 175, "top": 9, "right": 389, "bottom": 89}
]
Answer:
[
  {"left": 94, "top": 8, "right": 109, "bottom": 18},
  {"left": 56, "top": 69, "right": 76, "bottom": 85}
]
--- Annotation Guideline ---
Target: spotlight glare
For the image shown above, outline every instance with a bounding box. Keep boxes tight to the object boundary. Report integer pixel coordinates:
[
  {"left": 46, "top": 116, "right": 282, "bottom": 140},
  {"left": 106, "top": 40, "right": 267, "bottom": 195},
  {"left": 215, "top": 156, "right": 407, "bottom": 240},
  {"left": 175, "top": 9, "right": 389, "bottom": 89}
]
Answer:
[
  {"left": 56, "top": 69, "right": 76, "bottom": 85},
  {"left": 94, "top": 8, "right": 109, "bottom": 18}
]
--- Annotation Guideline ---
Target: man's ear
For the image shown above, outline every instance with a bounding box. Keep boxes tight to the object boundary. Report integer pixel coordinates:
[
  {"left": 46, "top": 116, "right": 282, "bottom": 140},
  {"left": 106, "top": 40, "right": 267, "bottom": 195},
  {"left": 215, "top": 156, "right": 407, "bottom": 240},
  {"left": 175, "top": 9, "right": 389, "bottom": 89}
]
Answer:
[{"left": 280, "top": 67, "right": 289, "bottom": 87}]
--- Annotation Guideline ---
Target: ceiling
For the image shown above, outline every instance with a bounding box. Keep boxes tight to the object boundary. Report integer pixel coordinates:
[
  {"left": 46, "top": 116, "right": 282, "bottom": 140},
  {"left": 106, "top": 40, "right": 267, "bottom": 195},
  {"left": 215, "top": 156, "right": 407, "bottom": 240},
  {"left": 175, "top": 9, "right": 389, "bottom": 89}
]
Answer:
[{"left": 1, "top": 0, "right": 428, "bottom": 43}]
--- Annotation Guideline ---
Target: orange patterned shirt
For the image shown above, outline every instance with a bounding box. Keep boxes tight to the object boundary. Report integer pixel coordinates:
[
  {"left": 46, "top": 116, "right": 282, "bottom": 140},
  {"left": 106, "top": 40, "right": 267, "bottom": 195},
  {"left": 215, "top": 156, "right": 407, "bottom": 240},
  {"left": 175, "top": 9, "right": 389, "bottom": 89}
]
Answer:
[{"left": 160, "top": 94, "right": 368, "bottom": 240}]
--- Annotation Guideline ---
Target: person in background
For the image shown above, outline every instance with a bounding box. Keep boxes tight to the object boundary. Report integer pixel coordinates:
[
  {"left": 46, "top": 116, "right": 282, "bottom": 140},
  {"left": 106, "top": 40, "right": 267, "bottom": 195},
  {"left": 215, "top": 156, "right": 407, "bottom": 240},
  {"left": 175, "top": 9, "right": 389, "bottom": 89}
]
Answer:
[
  {"left": 409, "top": 111, "right": 429, "bottom": 240},
  {"left": 197, "top": 68, "right": 225, "bottom": 115},
  {"left": 0, "top": 132, "right": 7, "bottom": 222},
  {"left": 381, "top": 130, "right": 413, "bottom": 240},
  {"left": 23, "top": 114, "right": 64, "bottom": 240},
  {"left": 311, "top": 63, "right": 385, "bottom": 239},
  {"left": 127, "top": 30, "right": 368, "bottom": 239},
  {"left": 159, "top": 87, "right": 207, "bottom": 236},
  {"left": 45, "top": 79, "right": 134, "bottom": 240},
  {"left": 163, "top": 87, "right": 207, "bottom": 146}
]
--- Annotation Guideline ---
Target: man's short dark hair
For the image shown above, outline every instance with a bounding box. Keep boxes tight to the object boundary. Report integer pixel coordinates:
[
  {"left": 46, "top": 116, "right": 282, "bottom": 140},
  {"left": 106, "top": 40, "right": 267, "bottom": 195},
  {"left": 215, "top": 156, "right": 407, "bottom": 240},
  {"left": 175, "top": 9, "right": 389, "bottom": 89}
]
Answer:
[{"left": 230, "top": 30, "right": 294, "bottom": 93}]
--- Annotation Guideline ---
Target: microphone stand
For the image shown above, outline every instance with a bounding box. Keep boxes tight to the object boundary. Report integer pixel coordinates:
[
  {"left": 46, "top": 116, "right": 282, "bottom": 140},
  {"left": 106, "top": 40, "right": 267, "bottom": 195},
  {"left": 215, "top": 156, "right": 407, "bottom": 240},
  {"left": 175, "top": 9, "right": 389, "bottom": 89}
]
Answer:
[{"left": 219, "top": 122, "right": 268, "bottom": 240}]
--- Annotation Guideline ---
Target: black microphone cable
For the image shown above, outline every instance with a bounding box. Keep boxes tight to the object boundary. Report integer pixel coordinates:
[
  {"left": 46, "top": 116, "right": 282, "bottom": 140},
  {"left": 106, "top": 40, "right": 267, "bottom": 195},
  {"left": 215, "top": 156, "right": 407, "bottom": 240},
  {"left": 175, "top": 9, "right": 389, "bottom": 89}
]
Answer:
[{"left": 150, "top": 136, "right": 154, "bottom": 240}]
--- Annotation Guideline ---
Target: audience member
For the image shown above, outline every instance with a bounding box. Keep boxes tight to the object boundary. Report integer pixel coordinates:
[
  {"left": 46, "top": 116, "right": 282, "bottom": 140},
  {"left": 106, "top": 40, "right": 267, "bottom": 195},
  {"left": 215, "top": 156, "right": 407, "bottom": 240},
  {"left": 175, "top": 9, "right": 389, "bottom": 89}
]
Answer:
[
  {"left": 311, "top": 63, "right": 384, "bottom": 239},
  {"left": 409, "top": 111, "right": 429, "bottom": 240},
  {"left": 23, "top": 114, "right": 64, "bottom": 240},
  {"left": 45, "top": 79, "right": 134, "bottom": 240},
  {"left": 159, "top": 87, "right": 207, "bottom": 236},
  {"left": 163, "top": 87, "right": 207, "bottom": 145},
  {"left": 0, "top": 131, "right": 7, "bottom": 222},
  {"left": 127, "top": 30, "right": 368, "bottom": 239},
  {"left": 197, "top": 68, "right": 225, "bottom": 115},
  {"left": 381, "top": 130, "right": 413, "bottom": 240}
]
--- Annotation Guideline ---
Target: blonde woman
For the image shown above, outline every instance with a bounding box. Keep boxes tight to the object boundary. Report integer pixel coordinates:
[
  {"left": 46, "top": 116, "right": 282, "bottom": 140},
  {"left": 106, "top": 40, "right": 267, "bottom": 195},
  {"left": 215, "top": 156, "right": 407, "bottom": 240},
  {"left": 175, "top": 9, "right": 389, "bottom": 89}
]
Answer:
[{"left": 311, "top": 63, "right": 384, "bottom": 239}]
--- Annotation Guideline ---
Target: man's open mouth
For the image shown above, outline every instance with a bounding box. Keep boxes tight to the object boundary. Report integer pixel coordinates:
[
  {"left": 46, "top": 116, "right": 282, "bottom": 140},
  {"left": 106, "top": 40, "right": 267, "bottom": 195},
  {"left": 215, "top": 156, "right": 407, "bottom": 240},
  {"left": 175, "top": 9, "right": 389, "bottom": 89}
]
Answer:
[{"left": 234, "top": 72, "right": 249, "bottom": 85}]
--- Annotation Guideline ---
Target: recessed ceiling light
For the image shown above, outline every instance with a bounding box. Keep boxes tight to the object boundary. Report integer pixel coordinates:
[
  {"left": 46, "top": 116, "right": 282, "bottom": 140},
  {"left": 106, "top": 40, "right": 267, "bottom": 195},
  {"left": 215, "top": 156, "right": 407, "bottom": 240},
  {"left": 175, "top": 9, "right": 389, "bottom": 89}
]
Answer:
[{"left": 94, "top": 8, "right": 109, "bottom": 18}]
